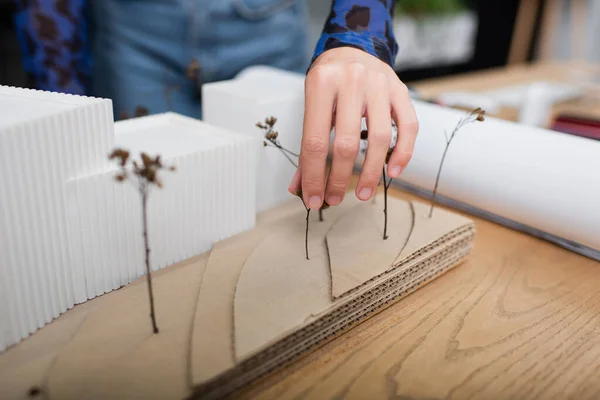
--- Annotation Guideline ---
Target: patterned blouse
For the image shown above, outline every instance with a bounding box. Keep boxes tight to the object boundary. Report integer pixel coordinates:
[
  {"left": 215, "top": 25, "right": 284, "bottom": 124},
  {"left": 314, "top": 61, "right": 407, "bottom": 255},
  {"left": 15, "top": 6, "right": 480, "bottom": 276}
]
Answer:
[{"left": 12, "top": 0, "right": 397, "bottom": 95}]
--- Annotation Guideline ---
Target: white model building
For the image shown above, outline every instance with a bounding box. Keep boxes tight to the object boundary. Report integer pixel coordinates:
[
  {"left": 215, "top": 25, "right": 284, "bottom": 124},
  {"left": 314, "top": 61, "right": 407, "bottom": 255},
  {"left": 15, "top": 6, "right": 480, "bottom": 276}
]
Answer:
[
  {"left": 203, "top": 66, "right": 305, "bottom": 212},
  {"left": 0, "top": 87, "right": 258, "bottom": 352}
]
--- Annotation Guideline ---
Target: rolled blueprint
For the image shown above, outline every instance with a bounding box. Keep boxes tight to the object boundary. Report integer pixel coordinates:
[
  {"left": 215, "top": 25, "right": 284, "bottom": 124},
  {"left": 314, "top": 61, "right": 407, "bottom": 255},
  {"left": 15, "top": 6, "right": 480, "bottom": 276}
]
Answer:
[{"left": 382, "top": 100, "right": 600, "bottom": 261}]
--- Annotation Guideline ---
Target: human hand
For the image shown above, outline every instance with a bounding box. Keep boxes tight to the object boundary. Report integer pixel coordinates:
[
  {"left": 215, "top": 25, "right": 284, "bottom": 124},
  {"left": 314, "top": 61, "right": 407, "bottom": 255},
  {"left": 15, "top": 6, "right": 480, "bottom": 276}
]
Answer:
[{"left": 288, "top": 47, "right": 419, "bottom": 209}]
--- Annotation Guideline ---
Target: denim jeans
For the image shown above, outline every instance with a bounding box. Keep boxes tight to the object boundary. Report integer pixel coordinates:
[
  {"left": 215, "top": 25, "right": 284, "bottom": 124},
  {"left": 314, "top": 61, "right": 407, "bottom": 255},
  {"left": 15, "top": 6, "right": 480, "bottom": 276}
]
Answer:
[{"left": 90, "top": 0, "right": 310, "bottom": 119}]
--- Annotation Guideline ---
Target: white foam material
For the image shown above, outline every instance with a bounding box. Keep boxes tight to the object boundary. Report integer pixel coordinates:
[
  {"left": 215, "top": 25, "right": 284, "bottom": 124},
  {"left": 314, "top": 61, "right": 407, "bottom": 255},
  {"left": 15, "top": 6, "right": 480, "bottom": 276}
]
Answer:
[
  {"left": 0, "top": 86, "right": 258, "bottom": 352},
  {"left": 202, "top": 66, "right": 305, "bottom": 213}
]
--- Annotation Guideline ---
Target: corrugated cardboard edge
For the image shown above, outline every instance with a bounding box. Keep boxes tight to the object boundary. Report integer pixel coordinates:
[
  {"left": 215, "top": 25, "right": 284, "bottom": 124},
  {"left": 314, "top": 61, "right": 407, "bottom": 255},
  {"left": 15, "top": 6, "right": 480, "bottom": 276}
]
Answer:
[{"left": 188, "top": 227, "right": 475, "bottom": 400}]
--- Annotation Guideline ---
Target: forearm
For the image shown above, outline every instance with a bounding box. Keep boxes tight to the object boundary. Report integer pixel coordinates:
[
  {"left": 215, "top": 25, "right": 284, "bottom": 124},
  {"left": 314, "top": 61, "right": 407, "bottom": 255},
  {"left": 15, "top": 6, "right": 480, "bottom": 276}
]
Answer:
[{"left": 312, "top": 0, "right": 398, "bottom": 69}]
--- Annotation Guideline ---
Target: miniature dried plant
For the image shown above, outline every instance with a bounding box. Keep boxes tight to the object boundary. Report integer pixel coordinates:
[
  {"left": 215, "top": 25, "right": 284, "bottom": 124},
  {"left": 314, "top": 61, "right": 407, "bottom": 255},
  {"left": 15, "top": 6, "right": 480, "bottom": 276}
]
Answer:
[
  {"left": 360, "top": 129, "right": 394, "bottom": 240},
  {"left": 256, "top": 116, "right": 330, "bottom": 259},
  {"left": 291, "top": 188, "right": 330, "bottom": 260},
  {"left": 257, "top": 116, "right": 300, "bottom": 168},
  {"left": 429, "top": 107, "right": 485, "bottom": 217},
  {"left": 109, "top": 148, "right": 176, "bottom": 334}
]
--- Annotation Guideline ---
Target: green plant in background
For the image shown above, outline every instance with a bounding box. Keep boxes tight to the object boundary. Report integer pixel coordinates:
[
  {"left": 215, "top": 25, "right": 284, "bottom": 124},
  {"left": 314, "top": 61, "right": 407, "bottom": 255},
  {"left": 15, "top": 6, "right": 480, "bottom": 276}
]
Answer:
[{"left": 396, "top": 0, "right": 466, "bottom": 16}]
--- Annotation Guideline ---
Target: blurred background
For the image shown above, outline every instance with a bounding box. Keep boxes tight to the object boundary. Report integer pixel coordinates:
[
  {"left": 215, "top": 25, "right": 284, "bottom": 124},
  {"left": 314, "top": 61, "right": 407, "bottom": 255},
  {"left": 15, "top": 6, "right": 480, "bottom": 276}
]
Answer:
[{"left": 2, "top": 0, "right": 600, "bottom": 137}]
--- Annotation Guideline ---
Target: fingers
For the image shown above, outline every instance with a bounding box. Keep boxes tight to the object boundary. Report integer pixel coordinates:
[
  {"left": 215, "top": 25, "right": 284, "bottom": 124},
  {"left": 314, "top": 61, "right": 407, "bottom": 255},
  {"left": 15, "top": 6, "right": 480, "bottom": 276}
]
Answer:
[
  {"left": 387, "top": 81, "right": 419, "bottom": 177},
  {"left": 300, "top": 65, "right": 338, "bottom": 209},
  {"left": 356, "top": 72, "right": 391, "bottom": 201},
  {"left": 288, "top": 164, "right": 302, "bottom": 195},
  {"left": 325, "top": 63, "right": 366, "bottom": 206}
]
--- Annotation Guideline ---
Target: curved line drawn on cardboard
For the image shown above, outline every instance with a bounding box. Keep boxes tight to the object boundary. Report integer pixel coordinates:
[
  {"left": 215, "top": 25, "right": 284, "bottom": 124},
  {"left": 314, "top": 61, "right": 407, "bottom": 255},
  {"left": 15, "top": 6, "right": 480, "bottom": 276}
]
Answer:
[
  {"left": 0, "top": 196, "right": 475, "bottom": 400},
  {"left": 326, "top": 196, "right": 413, "bottom": 299}
]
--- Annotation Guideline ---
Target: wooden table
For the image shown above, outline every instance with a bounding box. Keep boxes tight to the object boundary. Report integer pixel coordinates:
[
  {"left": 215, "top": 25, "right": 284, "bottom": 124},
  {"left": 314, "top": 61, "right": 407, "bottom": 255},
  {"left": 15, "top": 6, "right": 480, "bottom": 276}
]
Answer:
[
  {"left": 237, "top": 185, "right": 600, "bottom": 399},
  {"left": 410, "top": 61, "right": 600, "bottom": 126}
]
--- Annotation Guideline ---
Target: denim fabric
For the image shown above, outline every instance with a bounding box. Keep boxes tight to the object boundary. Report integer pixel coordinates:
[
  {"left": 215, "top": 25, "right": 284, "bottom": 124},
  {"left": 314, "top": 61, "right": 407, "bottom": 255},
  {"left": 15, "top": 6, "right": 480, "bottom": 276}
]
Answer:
[{"left": 90, "top": 0, "right": 310, "bottom": 119}]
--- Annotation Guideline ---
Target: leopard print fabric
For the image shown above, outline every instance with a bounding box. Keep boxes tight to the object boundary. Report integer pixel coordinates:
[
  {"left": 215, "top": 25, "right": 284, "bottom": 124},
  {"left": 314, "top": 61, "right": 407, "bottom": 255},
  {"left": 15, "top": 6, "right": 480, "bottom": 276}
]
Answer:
[
  {"left": 12, "top": 0, "right": 396, "bottom": 95},
  {"left": 13, "top": 0, "right": 91, "bottom": 94},
  {"left": 313, "top": 0, "right": 398, "bottom": 68}
]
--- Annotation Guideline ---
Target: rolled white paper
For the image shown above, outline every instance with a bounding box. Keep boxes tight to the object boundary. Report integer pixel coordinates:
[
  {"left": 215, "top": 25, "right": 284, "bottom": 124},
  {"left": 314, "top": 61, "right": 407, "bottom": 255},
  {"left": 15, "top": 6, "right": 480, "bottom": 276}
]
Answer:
[{"left": 387, "top": 100, "right": 600, "bottom": 260}]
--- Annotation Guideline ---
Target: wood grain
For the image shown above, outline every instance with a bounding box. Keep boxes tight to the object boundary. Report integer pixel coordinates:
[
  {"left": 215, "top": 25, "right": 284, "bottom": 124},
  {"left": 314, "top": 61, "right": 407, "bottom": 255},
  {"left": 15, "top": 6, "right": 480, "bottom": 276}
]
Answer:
[{"left": 234, "top": 189, "right": 600, "bottom": 400}]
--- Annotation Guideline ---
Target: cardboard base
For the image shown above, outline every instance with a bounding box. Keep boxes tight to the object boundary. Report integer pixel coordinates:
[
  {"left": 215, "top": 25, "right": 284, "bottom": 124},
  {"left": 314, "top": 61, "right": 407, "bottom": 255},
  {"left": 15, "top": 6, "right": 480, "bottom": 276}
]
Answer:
[{"left": 0, "top": 195, "right": 475, "bottom": 400}]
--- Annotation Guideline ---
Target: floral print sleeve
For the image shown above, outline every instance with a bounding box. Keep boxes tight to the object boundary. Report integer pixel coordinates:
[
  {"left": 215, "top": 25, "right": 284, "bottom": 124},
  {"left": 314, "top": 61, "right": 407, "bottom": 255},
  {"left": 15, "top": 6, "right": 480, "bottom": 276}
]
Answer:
[
  {"left": 12, "top": 0, "right": 91, "bottom": 95},
  {"left": 312, "top": 0, "right": 398, "bottom": 69}
]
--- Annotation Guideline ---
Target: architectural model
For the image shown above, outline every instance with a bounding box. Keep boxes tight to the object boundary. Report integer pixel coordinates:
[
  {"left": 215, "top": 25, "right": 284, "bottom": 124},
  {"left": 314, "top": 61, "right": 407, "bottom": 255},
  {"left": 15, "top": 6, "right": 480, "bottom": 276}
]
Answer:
[
  {"left": 0, "top": 193, "right": 475, "bottom": 400},
  {"left": 0, "top": 69, "right": 484, "bottom": 399},
  {"left": 0, "top": 86, "right": 258, "bottom": 352},
  {"left": 203, "top": 67, "right": 305, "bottom": 213}
]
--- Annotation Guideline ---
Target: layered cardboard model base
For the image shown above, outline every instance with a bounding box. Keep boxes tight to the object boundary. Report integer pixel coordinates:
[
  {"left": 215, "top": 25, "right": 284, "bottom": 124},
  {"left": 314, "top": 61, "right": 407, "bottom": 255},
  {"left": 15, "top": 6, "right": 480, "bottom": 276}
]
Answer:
[{"left": 0, "top": 194, "right": 475, "bottom": 400}]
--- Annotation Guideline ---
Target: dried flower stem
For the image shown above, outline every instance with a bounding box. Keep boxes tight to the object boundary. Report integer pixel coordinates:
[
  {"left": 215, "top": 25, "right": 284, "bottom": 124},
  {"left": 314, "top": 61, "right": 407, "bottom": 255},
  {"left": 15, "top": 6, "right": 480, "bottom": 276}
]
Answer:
[
  {"left": 258, "top": 117, "right": 300, "bottom": 168},
  {"left": 362, "top": 127, "right": 395, "bottom": 240},
  {"left": 382, "top": 167, "right": 393, "bottom": 240},
  {"left": 257, "top": 116, "right": 332, "bottom": 259},
  {"left": 429, "top": 107, "right": 485, "bottom": 218},
  {"left": 266, "top": 142, "right": 298, "bottom": 168},
  {"left": 305, "top": 208, "right": 310, "bottom": 260},
  {"left": 109, "top": 149, "right": 175, "bottom": 334},
  {"left": 141, "top": 186, "right": 159, "bottom": 334}
]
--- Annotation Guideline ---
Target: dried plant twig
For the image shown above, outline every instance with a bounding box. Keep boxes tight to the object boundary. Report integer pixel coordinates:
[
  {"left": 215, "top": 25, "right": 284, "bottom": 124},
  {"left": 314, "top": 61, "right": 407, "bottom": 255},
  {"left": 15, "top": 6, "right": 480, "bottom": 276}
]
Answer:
[
  {"left": 292, "top": 189, "right": 330, "bottom": 260},
  {"left": 256, "top": 116, "right": 330, "bottom": 257},
  {"left": 429, "top": 107, "right": 485, "bottom": 217},
  {"left": 360, "top": 129, "right": 394, "bottom": 239},
  {"left": 257, "top": 117, "right": 300, "bottom": 167},
  {"left": 293, "top": 189, "right": 311, "bottom": 260},
  {"left": 109, "top": 148, "right": 176, "bottom": 334},
  {"left": 382, "top": 148, "right": 394, "bottom": 240}
]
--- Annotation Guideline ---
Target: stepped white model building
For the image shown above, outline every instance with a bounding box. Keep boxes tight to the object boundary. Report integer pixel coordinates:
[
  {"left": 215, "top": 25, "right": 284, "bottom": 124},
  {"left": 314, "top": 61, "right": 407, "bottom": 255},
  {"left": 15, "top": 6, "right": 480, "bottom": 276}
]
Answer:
[
  {"left": 0, "top": 87, "right": 258, "bottom": 352},
  {"left": 203, "top": 66, "right": 305, "bottom": 212}
]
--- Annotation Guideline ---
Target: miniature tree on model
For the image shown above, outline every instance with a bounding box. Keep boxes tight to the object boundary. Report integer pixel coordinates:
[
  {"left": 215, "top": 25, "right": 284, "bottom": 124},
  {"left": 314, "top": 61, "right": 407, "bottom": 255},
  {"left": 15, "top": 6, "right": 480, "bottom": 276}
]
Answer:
[
  {"left": 109, "top": 149, "right": 176, "bottom": 334},
  {"left": 360, "top": 129, "right": 395, "bottom": 240},
  {"left": 429, "top": 107, "right": 485, "bottom": 217},
  {"left": 256, "top": 116, "right": 329, "bottom": 259}
]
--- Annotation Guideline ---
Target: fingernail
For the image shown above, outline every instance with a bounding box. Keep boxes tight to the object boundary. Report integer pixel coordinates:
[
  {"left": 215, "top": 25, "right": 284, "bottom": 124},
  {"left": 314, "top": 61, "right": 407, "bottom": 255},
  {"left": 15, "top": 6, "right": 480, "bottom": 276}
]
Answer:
[
  {"left": 308, "top": 196, "right": 322, "bottom": 209},
  {"left": 358, "top": 187, "right": 372, "bottom": 200},
  {"left": 390, "top": 165, "right": 403, "bottom": 178},
  {"left": 327, "top": 195, "right": 342, "bottom": 206}
]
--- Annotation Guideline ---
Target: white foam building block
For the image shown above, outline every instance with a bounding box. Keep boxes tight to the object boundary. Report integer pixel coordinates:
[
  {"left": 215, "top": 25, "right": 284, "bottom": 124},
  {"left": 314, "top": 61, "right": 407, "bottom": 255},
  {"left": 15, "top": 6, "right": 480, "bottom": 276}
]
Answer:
[
  {"left": 66, "top": 113, "right": 258, "bottom": 299},
  {"left": 0, "top": 86, "right": 113, "bottom": 351},
  {"left": 0, "top": 85, "right": 258, "bottom": 352},
  {"left": 202, "top": 66, "right": 305, "bottom": 213}
]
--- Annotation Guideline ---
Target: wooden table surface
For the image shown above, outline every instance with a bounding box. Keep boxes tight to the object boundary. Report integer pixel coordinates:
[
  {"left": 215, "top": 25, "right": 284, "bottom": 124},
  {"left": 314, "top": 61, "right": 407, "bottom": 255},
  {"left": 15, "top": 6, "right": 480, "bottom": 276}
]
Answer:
[{"left": 237, "top": 186, "right": 600, "bottom": 399}]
